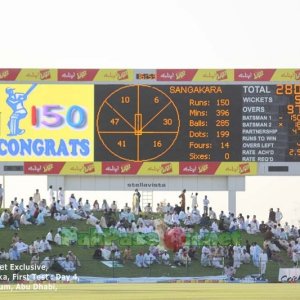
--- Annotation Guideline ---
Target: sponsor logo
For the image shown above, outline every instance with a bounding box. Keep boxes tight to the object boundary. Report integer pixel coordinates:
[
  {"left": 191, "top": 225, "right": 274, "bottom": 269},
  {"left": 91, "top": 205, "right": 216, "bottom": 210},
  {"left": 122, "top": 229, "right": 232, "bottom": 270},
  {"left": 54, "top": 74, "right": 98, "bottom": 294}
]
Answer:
[
  {"left": 216, "top": 70, "right": 227, "bottom": 80},
  {"left": 43, "top": 163, "right": 54, "bottom": 173},
  {"left": 83, "top": 163, "right": 95, "bottom": 173},
  {"left": 239, "top": 163, "right": 250, "bottom": 174},
  {"left": 40, "top": 69, "right": 51, "bottom": 80},
  {"left": 117, "top": 69, "right": 129, "bottom": 80},
  {"left": 198, "top": 164, "right": 209, "bottom": 173},
  {"left": 161, "top": 163, "right": 172, "bottom": 174},
  {"left": 0, "top": 70, "right": 9, "bottom": 79},
  {"left": 254, "top": 70, "right": 264, "bottom": 80},
  {"left": 175, "top": 70, "right": 186, "bottom": 80},
  {"left": 121, "top": 163, "right": 131, "bottom": 173},
  {"left": 77, "top": 70, "right": 88, "bottom": 80}
]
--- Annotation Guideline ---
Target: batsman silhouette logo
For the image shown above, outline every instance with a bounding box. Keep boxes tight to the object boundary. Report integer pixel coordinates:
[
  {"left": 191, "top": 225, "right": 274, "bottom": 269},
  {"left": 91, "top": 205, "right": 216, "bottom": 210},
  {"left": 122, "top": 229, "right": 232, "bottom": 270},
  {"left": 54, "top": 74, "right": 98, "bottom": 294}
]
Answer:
[
  {"left": 6, "top": 83, "right": 37, "bottom": 136},
  {"left": 0, "top": 84, "right": 94, "bottom": 161}
]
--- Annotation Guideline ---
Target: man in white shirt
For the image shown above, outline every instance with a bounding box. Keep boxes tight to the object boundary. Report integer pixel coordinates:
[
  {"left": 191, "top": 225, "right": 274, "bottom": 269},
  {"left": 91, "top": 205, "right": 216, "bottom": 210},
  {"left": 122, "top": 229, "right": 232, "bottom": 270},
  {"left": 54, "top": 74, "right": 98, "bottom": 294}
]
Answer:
[
  {"left": 240, "top": 249, "right": 251, "bottom": 264},
  {"left": 15, "top": 239, "right": 29, "bottom": 253},
  {"left": 203, "top": 195, "right": 209, "bottom": 216},
  {"left": 135, "top": 252, "right": 145, "bottom": 268},
  {"left": 275, "top": 208, "right": 283, "bottom": 224},
  {"left": 259, "top": 249, "right": 268, "bottom": 277},
  {"left": 1, "top": 209, "right": 9, "bottom": 224},
  {"left": 40, "top": 237, "right": 52, "bottom": 252},
  {"left": 33, "top": 189, "right": 41, "bottom": 204},
  {"left": 83, "top": 200, "right": 91, "bottom": 213},
  {"left": 46, "top": 230, "right": 54, "bottom": 244},
  {"left": 57, "top": 187, "right": 65, "bottom": 206},
  {"left": 161, "top": 250, "right": 170, "bottom": 265},
  {"left": 191, "top": 192, "right": 198, "bottom": 208},
  {"left": 292, "top": 241, "right": 300, "bottom": 266},
  {"left": 48, "top": 185, "right": 54, "bottom": 204}
]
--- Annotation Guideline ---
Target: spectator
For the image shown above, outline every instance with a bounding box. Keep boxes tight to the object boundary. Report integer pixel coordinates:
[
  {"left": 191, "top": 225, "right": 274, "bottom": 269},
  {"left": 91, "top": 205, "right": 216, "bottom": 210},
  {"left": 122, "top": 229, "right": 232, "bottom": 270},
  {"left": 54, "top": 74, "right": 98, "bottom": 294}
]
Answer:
[
  {"left": 268, "top": 208, "right": 276, "bottom": 223},
  {"left": 179, "top": 189, "right": 186, "bottom": 212},
  {"left": 275, "top": 208, "right": 283, "bottom": 224},
  {"left": 203, "top": 195, "right": 209, "bottom": 216},
  {"left": 161, "top": 250, "right": 170, "bottom": 265}
]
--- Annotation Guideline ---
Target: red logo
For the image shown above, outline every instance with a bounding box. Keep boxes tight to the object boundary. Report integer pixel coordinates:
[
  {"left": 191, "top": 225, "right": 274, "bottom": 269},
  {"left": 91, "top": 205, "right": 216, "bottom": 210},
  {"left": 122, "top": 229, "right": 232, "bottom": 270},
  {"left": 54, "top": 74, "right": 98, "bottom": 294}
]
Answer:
[
  {"left": 161, "top": 163, "right": 172, "bottom": 174},
  {"left": 239, "top": 163, "right": 250, "bottom": 174}
]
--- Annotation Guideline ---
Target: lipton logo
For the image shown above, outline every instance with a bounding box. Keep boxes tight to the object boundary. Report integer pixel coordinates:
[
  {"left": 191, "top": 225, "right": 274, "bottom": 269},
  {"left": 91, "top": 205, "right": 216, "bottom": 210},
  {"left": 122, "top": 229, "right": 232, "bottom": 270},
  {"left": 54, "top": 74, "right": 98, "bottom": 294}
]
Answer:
[
  {"left": 198, "top": 164, "right": 209, "bottom": 173},
  {"left": 175, "top": 71, "right": 186, "bottom": 80},
  {"left": 239, "top": 163, "right": 250, "bottom": 174},
  {"left": 216, "top": 70, "right": 227, "bottom": 80},
  {"left": 40, "top": 69, "right": 51, "bottom": 80},
  {"left": 121, "top": 164, "right": 131, "bottom": 173},
  {"left": 161, "top": 163, "right": 172, "bottom": 174},
  {"left": 295, "top": 70, "right": 300, "bottom": 80},
  {"left": 84, "top": 163, "right": 95, "bottom": 173},
  {"left": 117, "top": 70, "right": 129, "bottom": 80},
  {"left": 77, "top": 70, "right": 87, "bottom": 80},
  {"left": 254, "top": 70, "right": 264, "bottom": 80},
  {"left": 43, "top": 164, "right": 54, "bottom": 173},
  {"left": 0, "top": 70, "right": 9, "bottom": 79}
]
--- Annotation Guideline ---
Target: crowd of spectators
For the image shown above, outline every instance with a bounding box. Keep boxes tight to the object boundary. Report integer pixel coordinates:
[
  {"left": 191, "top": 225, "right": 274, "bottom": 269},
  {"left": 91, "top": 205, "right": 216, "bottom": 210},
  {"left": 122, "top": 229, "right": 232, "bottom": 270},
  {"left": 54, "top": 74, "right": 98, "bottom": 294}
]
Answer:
[{"left": 0, "top": 186, "right": 300, "bottom": 279}]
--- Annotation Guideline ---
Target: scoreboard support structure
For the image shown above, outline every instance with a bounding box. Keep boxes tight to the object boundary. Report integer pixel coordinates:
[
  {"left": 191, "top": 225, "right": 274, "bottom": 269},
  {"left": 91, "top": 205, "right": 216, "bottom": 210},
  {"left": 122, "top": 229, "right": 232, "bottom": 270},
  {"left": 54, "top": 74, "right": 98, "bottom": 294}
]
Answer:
[{"left": 46, "top": 175, "right": 245, "bottom": 216}]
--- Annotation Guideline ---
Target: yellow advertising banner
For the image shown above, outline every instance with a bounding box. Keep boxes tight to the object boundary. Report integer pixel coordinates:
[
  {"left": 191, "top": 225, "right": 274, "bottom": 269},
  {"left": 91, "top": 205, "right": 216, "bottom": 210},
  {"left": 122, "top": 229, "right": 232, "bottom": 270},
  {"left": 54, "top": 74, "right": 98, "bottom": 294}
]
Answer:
[
  {"left": 193, "top": 69, "right": 234, "bottom": 81},
  {"left": 94, "top": 69, "right": 134, "bottom": 81},
  {"left": 16, "top": 69, "right": 58, "bottom": 81},
  {"left": 271, "top": 69, "right": 300, "bottom": 81},
  {"left": 138, "top": 162, "right": 179, "bottom": 175},
  {"left": 60, "top": 162, "right": 101, "bottom": 175},
  {"left": 0, "top": 84, "right": 94, "bottom": 161},
  {"left": 215, "top": 162, "right": 257, "bottom": 175}
]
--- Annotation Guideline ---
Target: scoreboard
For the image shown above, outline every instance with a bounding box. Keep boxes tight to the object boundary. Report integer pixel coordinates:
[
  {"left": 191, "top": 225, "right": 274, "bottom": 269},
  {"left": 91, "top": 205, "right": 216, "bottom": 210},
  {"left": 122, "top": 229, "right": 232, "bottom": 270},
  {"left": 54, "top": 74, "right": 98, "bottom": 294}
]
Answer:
[
  {"left": 94, "top": 83, "right": 300, "bottom": 162},
  {"left": 2, "top": 68, "right": 300, "bottom": 176}
]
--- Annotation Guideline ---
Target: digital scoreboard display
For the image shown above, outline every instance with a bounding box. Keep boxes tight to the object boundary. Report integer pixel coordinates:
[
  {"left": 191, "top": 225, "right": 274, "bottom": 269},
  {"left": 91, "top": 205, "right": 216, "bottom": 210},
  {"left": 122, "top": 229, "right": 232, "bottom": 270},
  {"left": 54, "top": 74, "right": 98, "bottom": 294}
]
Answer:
[{"left": 94, "top": 84, "right": 300, "bottom": 162}]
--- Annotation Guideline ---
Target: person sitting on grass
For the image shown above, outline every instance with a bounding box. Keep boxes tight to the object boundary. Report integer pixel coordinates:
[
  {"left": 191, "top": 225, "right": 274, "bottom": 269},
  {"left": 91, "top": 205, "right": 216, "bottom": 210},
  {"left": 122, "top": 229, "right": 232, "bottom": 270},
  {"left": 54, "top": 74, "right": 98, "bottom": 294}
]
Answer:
[
  {"left": 240, "top": 249, "right": 251, "bottom": 264},
  {"left": 1, "top": 209, "right": 10, "bottom": 225},
  {"left": 0, "top": 248, "right": 9, "bottom": 260},
  {"left": 54, "top": 229, "right": 62, "bottom": 245},
  {"left": 113, "top": 249, "right": 122, "bottom": 263},
  {"left": 40, "top": 256, "right": 54, "bottom": 269},
  {"left": 123, "top": 246, "right": 133, "bottom": 263},
  {"left": 135, "top": 251, "right": 146, "bottom": 268},
  {"left": 67, "top": 250, "right": 81, "bottom": 267},
  {"left": 9, "top": 245, "right": 20, "bottom": 260},
  {"left": 36, "top": 209, "right": 45, "bottom": 225},
  {"left": 224, "top": 264, "right": 236, "bottom": 281},
  {"left": 30, "top": 253, "right": 39, "bottom": 266},
  {"left": 86, "top": 214, "right": 99, "bottom": 226},
  {"left": 161, "top": 250, "right": 170, "bottom": 265},
  {"left": 143, "top": 250, "right": 158, "bottom": 267},
  {"left": 15, "top": 239, "right": 29, "bottom": 254},
  {"left": 8, "top": 213, "right": 19, "bottom": 230},
  {"left": 93, "top": 246, "right": 103, "bottom": 260},
  {"left": 40, "top": 237, "right": 52, "bottom": 252},
  {"left": 61, "top": 257, "right": 76, "bottom": 272},
  {"left": 20, "top": 213, "right": 31, "bottom": 225}
]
